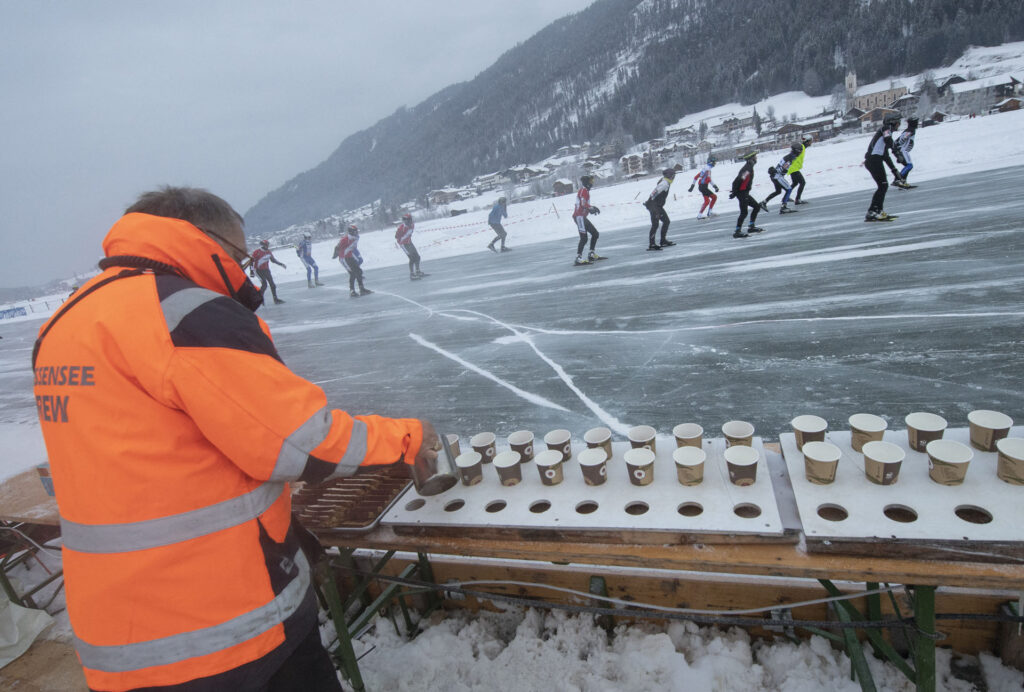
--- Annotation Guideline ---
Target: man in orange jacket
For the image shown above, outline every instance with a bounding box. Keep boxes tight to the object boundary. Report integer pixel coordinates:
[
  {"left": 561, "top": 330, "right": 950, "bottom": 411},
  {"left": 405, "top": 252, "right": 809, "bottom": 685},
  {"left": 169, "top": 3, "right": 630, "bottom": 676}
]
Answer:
[{"left": 32, "top": 187, "right": 440, "bottom": 691}]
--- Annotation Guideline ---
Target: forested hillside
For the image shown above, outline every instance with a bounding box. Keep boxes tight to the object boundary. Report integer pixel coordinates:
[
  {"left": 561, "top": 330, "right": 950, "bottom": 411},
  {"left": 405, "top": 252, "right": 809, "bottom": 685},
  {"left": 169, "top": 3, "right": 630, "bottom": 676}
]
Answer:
[{"left": 245, "top": 0, "right": 1024, "bottom": 233}]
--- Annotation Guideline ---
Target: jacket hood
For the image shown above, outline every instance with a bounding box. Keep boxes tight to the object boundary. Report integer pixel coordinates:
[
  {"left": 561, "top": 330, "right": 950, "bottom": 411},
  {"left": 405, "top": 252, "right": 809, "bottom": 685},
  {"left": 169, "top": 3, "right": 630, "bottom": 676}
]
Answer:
[{"left": 102, "top": 213, "right": 260, "bottom": 308}]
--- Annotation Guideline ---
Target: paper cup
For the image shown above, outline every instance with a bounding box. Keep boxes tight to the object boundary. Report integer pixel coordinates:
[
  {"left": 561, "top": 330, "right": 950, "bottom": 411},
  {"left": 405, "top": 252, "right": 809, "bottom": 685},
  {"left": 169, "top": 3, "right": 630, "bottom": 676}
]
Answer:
[
  {"left": 508, "top": 430, "right": 535, "bottom": 463},
  {"left": 848, "top": 413, "right": 887, "bottom": 452},
  {"left": 996, "top": 437, "right": 1024, "bottom": 485},
  {"left": 905, "top": 412, "right": 947, "bottom": 453},
  {"left": 967, "top": 410, "right": 1013, "bottom": 452},
  {"left": 584, "top": 426, "right": 613, "bottom": 460},
  {"left": 445, "top": 434, "right": 461, "bottom": 459},
  {"left": 862, "top": 440, "right": 905, "bottom": 485},
  {"left": 623, "top": 447, "right": 655, "bottom": 486},
  {"left": 578, "top": 447, "right": 608, "bottom": 486},
  {"left": 672, "top": 423, "right": 703, "bottom": 449},
  {"left": 724, "top": 445, "right": 759, "bottom": 486},
  {"left": 455, "top": 451, "right": 483, "bottom": 486},
  {"left": 544, "top": 429, "right": 572, "bottom": 462},
  {"left": 925, "top": 439, "right": 973, "bottom": 486},
  {"left": 672, "top": 446, "right": 706, "bottom": 486},
  {"left": 534, "top": 449, "right": 565, "bottom": 486},
  {"left": 471, "top": 431, "right": 497, "bottom": 463},
  {"left": 493, "top": 451, "right": 523, "bottom": 486},
  {"left": 722, "top": 420, "right": 754, "bottom": 447},
  {"left": 801, "top": 441, "right": 841, "bottom": 485},
  {"left": 791, "top": 414, "right": 827, "bottom": 451},
  {"left": 627, "top": 425, "right": 657, "bottom": 454}
]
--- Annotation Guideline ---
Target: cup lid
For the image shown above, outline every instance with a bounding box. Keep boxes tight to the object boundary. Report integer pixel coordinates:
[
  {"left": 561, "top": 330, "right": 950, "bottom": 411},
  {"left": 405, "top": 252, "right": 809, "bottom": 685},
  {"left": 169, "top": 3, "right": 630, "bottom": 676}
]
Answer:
[
  {"left": 723, "top": 445, "right": 759, "bottom": 465},
  {"left": 801, "top": 440, "right": 841, "bottom": 462},
  {"left": 455, "top": 451, "right": 483, "bottom": 467},
  {"left": 673, "top": 446, "right": 707, "bottom": 465},
  {"left": 791, "top": 414, "right": 827, "bottom": 433},
  {"left": 967, "top": 409, "right": 1013, "bottom": 429},
  {"left": 925, "top": 439, "right": 973, "bottom": 464},
  {"left": 995, "top": 437, "right": 1024, "bottom": 459},
  {"left": 493, "top": 451, "right": 521, "bottom": 468},
  {"left": 862, "top": 440, "right": 905, "bottom": 463},
  {"left": 848, "top": 413, "right": 887, "bottom": 432},
  {"left": 623, "top": 447, "right": 655, "bottom": 465},
  {"left": 534, "top": 449, "right": 564, "bottom": 466},
  {"left": 905, "top": 411, "right": 947, "bottom": 431},
  {"left": 578, "top": 448, "right": 608, "bottom": 466}
]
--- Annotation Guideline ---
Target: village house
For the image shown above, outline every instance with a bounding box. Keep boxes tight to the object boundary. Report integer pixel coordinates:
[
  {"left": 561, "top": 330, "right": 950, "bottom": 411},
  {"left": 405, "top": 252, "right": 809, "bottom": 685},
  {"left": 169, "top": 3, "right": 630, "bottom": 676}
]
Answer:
[{"left": 948, "top": 73, "right": 1021, "bottom": 114}]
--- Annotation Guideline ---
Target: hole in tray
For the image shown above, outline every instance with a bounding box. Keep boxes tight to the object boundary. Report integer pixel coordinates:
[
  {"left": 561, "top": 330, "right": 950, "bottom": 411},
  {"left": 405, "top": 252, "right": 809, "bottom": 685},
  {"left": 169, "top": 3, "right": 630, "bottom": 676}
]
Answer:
[
  {"left": 817, "top": 504, "right": 849, "bottom": 522},
  {"left": 575, "top": 501, "right": 599, "bottom": 515},
  {"left": 404, "top": 499, "right": 426, "bottom": 512},
  {"left": 677, "top": 502, "right": 703, "bottom": 517},
  {"left": 485, "top": 500, "right": 507, "bottom": 513},
  {"left": 529, "top": 500, "right": 551, "bottom": 514},
  {"left": 624, "top": 501, "right": 649, "bottom": 516},
  {"left": 883, "top": 504, "right": 918, "bottom": 523},
  {"left": 954, "top": 505, "right": 993, "bottom": 525},
  {"left": 733, "top": 503, "right": 762, "bottom": 519},
  {"left": 443, "top": 499, "right": 465, "bottom": 513}
]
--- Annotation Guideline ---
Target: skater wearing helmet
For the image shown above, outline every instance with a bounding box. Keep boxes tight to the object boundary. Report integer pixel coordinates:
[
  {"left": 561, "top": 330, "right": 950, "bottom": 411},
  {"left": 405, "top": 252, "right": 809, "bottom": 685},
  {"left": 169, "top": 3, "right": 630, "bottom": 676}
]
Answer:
[
  {"left": 333, "top": 225, "right": 371, "bottom": 297},
  {"left": 761, "top": 145, "right": 799, "bottom": 213},
  {"left": 864, "top": 114, "right": 901, "bottom": 221},
  {"left": 249, "top": 239, "right": 287, "bottom": 304},
  {"left": 296, "top": 232, "right": 324, "bottom": 288},
  {"left": 487, "top": 197, "right": 510, "bottom": 252},
  {"left": 689, "top": 155, "right": 719, "bottom": 219},
  {"left": 396, "top": 213, "right": 427, "bottom": 279},
  {"left": 787, "top": 136, "right": 813, "bottom": 204},
  {"left": 644, "top": 168, "right": 677, "bottom": 250},
  {"left": 729, "top": 151, "right": 764, "bottom": 238},
  {"left": 893, "top": 117, "right": 919, "bottom": 188},
  {"left": 572, "top": 175, "right": 604, "bottom": 265}
]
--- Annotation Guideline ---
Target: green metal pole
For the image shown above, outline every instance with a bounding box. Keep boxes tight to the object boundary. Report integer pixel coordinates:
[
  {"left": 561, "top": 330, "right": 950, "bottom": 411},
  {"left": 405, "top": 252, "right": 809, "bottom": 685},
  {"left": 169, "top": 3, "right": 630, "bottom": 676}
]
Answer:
[
  {"left": 911, "top": 586, "right": 937, "bottom": 692},
  {"left": 316, "top": 560, "right": 365, "bottom": 691},
  {"left": 833, "top": 601, "right": 877, "bottom": 692}
]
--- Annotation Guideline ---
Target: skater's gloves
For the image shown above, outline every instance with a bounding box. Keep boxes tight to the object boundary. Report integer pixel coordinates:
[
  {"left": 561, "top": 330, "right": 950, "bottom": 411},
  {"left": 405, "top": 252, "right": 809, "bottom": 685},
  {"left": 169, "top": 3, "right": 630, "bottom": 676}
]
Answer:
[
  {"left": 688, "top": 185, "right": 694, "bottom": 192},
  {"left": 589, "top": 206, "right": 600, "bottom": 215},
  {"left": 713, "top": 185, "right": 719, "bottom": 192}
]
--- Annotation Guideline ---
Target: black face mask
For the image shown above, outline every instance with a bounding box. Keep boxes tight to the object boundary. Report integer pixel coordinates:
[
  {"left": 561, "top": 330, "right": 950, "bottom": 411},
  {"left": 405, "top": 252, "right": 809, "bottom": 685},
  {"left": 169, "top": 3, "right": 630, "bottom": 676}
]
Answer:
[{"left": 211, "top": 255, "right": 264, "bottom": 312}]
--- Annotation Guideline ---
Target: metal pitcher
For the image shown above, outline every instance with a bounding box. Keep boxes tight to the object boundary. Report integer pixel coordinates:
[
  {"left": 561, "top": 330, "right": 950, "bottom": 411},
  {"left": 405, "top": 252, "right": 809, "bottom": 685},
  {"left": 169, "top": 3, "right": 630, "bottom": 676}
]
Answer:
[{"left": 411, "top": 432, "right": 457, "bottom": 496}]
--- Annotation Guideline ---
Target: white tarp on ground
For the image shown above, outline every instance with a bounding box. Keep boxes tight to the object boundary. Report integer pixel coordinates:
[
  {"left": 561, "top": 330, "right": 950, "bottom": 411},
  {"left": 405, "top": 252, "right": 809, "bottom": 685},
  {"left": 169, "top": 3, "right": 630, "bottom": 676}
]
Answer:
[{"left": 0, "top": 588, "right": 52, "bottom": 668}]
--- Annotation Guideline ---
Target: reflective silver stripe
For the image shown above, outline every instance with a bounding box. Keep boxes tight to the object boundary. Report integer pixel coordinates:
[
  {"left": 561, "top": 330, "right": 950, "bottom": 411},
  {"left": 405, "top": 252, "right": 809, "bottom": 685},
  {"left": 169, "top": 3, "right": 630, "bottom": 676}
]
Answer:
[
  {"left": 60, "top": 482, "right": 285, "bottom": 554},
  {"left": 75, "top": 549, "right": 311, "bottom": 672},
  {"left": 329, "top": 419, "right": 368, "bottom": 478},
  {"left": 160, "top": 286, "right": 220, "bottom": 334},
  {"left": 270, "top": 406, "right": 334, "bottom": 480}
]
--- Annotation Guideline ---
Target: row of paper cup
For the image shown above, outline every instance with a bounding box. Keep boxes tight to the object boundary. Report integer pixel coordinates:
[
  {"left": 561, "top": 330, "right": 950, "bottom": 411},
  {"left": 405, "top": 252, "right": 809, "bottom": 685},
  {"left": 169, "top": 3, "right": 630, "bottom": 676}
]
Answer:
[
  {"left": 447, "top": 423, "right": 763, "bottom": 489},
  {"left": 793, "top": 410, "right": 1023, "bottom": 486}
]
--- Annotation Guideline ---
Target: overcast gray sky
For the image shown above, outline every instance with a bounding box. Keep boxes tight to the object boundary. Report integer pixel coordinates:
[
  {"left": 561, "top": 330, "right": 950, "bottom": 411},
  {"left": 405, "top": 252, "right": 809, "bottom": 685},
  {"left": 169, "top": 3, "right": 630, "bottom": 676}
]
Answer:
[{"left": 0, "top": 1, "right": 595, "bottom": 288}]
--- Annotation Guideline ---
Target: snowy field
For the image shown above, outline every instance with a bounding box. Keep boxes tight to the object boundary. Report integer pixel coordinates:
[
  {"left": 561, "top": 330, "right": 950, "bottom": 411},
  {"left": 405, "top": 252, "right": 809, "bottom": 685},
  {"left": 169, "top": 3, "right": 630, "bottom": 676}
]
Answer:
[{"left": 1, "top": 106, "right": 1024, "bottom": 692}]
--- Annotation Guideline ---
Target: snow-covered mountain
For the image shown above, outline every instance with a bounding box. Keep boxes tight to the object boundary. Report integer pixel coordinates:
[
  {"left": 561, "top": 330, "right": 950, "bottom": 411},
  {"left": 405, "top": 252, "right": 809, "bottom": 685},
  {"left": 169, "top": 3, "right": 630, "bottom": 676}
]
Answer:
[{"left": 193, "top": 3, "right": 1024, "bottom": 236}]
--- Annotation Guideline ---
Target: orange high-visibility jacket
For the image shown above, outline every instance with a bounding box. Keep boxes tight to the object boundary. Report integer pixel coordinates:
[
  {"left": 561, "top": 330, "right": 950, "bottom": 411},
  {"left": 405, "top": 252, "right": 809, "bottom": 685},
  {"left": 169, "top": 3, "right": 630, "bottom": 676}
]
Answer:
[{"left": 33, "top": 213, "right": 422, "bottom": 690}]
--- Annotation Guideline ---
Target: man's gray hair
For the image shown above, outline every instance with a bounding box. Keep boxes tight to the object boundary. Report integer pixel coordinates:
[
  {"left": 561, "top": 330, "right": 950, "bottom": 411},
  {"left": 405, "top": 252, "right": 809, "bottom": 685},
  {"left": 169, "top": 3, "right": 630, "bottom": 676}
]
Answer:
[{"left": 125, "top": 186, "right": 244, "bottom": 236}]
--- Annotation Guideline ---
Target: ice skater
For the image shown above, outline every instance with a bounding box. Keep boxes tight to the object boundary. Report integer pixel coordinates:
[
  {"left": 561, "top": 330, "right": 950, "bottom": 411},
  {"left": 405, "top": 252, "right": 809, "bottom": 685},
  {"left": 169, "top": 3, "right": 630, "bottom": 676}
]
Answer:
[
  {"left": 295, "top": 232, "right": 324, "bottom": 288},
  {"left": 487, "top": 197, "right": 510, "bottom": 252},
  {"left": 689, "top": 155, "right": 719, "bottom": 219},
  {"left": 863, "top": 114, "right": 902, "bottom": 221},
  {"left": 396, "top": 213, "right": 427, "bottom": 279},
  {"left": 761, "top": 145, "right": 799, "bottom": 213},
  {"left": 893, "top": 117, "right": 918, "bottom": 188},
  {"left": 729, "top": 151, "right": 764, "bottom": 238},
  {"left": 249, "top": 239, "right": 287, "bottom": 304},
  {"left": 572, "top": 175, "right": 603, "bottom": 265},
  {"left": 333, "top": 224, "right": 371, "bottom": 297},
  {"left": 644, "top": 168, "right": 677, "bottom": 250},
  {"left": 787, "top": 136, "right": 812, "bottom": 204}
]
